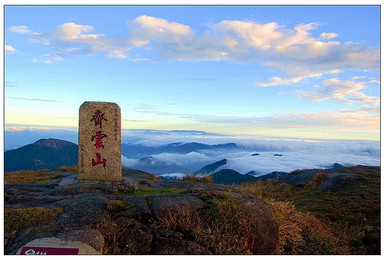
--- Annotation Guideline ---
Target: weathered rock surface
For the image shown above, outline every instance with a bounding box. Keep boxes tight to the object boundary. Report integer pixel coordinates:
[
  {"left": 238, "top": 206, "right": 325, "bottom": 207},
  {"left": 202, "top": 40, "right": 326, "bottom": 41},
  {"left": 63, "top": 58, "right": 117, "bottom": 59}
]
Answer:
[
  {"left": 56, "top": 229, "right": 105, "bottom": 252},
  {"left": 4, "top": 169, "right": 279, "bottom": 255}
]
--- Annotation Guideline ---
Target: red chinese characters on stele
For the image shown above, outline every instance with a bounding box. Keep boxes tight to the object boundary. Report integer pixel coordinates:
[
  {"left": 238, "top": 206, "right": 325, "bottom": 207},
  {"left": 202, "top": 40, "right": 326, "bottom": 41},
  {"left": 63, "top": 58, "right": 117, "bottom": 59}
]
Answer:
[
  {"left": 91, "top": 109, "right": 108, "bottom": 128},
  {"left": 91, "top": 110, "right": 107, "bottom": 168}
]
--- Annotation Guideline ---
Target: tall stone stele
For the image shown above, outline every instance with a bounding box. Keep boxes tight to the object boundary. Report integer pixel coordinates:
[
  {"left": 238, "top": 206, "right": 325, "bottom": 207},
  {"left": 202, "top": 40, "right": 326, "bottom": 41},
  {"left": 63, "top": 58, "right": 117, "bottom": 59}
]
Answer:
[{"left": 78, "top": 101, "right": 122, "bottom": 181}]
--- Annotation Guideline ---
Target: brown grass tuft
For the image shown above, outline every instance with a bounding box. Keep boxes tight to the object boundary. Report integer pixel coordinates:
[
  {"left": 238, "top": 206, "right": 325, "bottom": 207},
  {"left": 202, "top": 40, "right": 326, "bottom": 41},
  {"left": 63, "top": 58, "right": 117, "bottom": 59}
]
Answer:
[
  {"left": 181, "top": 174, "right": 213, "bottom": 183},
  {"left": 238, "top": 179, "right": 294, "bottom": 199},
  {"left": 55, "top": 165, "right": 78, "bottom": 172},
  {"left": 147, "top": 173, "right": 162, "bottom": 181},
  {"left": 4, "top": 207, "right": 63, "bottom": 237},
  {"left": 4, "top": 169, "right": 59, "bottom": 184},
  {"left": 269, "top": 200, "right": 350, "bottom": 254},
  {"left": 306, "top": 172, "right": 329, "bottom": 190},
  {"left": 157, "top": 191, "right": 273, "bottom": 254}
]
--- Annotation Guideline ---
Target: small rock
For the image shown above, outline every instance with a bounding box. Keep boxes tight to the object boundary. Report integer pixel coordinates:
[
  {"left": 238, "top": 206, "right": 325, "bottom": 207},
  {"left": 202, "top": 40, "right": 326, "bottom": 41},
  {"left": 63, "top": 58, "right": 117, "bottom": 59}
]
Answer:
[{"left": 59, "top": 174, "right": 77, "bottom": 186}]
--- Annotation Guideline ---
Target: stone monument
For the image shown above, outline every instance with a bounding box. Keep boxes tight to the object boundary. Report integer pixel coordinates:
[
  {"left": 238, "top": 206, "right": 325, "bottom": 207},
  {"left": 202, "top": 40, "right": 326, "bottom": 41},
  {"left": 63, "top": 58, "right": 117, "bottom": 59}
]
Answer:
[{"left": 78, "top": 101, "right": 122, "bottom": 181}]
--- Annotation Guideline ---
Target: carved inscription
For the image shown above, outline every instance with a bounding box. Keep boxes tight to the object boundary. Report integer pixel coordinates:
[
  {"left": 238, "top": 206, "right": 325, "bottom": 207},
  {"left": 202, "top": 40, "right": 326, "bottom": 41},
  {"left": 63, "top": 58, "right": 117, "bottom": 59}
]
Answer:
[{"left": 78, "top": 102, "right": 122, "bottom": 181}]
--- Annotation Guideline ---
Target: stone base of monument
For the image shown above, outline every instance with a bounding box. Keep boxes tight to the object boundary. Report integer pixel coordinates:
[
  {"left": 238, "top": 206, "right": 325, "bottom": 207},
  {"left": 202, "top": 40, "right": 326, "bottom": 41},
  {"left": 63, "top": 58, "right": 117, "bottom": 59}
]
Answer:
[{"left": 57, "top": 174, "right": 138, "bottom": 195}]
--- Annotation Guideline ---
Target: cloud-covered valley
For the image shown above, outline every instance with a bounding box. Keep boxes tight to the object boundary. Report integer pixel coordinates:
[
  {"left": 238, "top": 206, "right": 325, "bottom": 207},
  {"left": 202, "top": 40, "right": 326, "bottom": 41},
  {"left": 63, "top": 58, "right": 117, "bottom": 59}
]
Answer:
[{"left": 120, "top": 132, "right": 380, "bottom": 177}]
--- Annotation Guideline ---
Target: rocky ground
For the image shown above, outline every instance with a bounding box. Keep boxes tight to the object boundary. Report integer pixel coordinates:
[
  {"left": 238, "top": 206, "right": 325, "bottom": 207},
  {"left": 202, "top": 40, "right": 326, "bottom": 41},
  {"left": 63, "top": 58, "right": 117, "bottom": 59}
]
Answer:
[{"left": 4, "top": 168, "right": 279, "bottom": 255}]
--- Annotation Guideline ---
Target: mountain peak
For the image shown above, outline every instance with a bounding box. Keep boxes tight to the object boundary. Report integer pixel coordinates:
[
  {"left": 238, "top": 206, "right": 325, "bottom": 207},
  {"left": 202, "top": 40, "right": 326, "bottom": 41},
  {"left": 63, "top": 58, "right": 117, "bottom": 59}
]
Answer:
[
  {"left": 34, "top": 138, "right": 76, "bottom": 148},
  {"left": 5, "top": 138, "right": 78, "bottom": 172}
]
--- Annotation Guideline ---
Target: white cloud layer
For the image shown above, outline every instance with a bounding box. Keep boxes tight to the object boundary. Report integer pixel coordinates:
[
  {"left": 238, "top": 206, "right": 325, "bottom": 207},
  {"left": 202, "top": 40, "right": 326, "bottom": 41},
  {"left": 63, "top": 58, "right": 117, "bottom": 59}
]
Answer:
[
  {"left": 5, "top": 128, "right": 379, "bottom": 176},
  {"left": 121, "top": 136, "right": 380, "bottom": 176},
  {"left": 151, "top": 152, "right": 212, "bottom": 166}
]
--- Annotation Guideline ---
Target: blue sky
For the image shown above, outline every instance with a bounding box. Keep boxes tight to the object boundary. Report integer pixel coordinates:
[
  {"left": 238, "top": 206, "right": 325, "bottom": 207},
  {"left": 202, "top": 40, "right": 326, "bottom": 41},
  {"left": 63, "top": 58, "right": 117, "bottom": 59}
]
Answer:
[{"left": 4, "top": 4, "right": 380, "bottom": 141}]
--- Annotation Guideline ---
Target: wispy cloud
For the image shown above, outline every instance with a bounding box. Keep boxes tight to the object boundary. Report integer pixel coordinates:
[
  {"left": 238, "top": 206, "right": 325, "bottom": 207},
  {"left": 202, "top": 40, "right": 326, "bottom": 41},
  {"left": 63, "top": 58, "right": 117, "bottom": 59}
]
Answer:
[
  {"left": 184, "top": 77, "right": 220, "bottom": 82},
  {"left": 8, "top": 96, "right": 65, "bottom": 103},
  {"left": 133, "top": 103, "right": 172, "bottom": 116},
  {"left": 9, "top": 25, "right": 32, "bottom": 34},
  {"left": 131, "top": 101, "right": 379, "bottom": 132},
  {"left": 5, "top": 81, "right": 17, "bottom": 88},
  {"left": 31, "top": 54, "right": 64, "bottom": 63},
  {"left": 320, "top": 32, "right": 338, "bottom": 40},
  {"left": 253, "top": 65, "right": 341, "bottom": 87},
  {"left": 297, "top": 77, "right": 380, "bottom": 105}
]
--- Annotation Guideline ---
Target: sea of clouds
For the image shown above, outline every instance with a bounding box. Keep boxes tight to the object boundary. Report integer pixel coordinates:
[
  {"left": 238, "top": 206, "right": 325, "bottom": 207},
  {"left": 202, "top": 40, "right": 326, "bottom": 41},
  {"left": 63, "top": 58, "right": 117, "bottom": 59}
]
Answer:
[
  {"left": 120, "top": 130, "right": 380, "bottom": 177},
  {"left": 5, "top": 128, "right": 380, "bottom": 177}
]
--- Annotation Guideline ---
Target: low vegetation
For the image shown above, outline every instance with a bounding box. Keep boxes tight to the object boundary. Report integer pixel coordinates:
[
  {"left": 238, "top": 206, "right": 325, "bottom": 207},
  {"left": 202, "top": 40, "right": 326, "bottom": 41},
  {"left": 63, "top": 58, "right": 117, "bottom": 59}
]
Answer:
[
  {"left": 133, "top": 187, "right": 185, "bottom": 196},
  {"left": 55, "top": 165, "right": 78, "bottom": 172},
  {"left": 270, "top": 200, "right": 349, "bottom": 254},
  {"left": 237, "top": 169, "right": 381, "bottom": 254},
  {"left": 4, "top": 169, "right": 60, "bottom": 184},
  {"left": 181, "top": 174, "right": 213, "bottom": 183},
  {"left": 158, "top": 191, "right": 273, "bottom": 254},
  {"left": 147, "top": 173, "right": 162, "bottom": 181},
  {"left": 4, "top": 207, "right": 62, "bottom": 240}
]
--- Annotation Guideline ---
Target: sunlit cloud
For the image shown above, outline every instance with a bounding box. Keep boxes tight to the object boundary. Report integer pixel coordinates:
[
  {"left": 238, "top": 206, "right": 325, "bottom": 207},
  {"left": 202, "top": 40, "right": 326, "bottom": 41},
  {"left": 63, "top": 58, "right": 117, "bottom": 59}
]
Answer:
[
  {"left": 9, "top": 25, "right": 32, "bottom": 34},
  {"left": 339, "top": 105, "right": 380, "bottom": 114},
  {"left": 8, "top": 16, "right": 379, "bottom": 76},
  {"left": 253, "top": 64, "right": 341, "bottom": 86},
  {"left": 320, "top": 32, "right": 338, "bottom": 40},
  {"left": 297, "top": 77, "right": 380, "bottom": 105},
  {"left": 5, "top": 45, "right": 17, "bottom": 53}
]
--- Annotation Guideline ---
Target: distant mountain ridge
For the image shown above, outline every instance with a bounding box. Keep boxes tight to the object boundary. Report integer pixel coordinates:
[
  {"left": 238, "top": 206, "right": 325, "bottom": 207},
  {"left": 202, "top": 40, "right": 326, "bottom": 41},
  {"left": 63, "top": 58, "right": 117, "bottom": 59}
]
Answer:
[
  {"left": 121, "top": 142, "right": 239, "bottom": 159},
  {"left": 211, "top": 169, "right": 259, "bottom": 185},
  {"left": 4, "top": 138, "right": 78, "bottom": 172},
  {"left": 194, "top": 159, "right": 228, "bottom": 175}
]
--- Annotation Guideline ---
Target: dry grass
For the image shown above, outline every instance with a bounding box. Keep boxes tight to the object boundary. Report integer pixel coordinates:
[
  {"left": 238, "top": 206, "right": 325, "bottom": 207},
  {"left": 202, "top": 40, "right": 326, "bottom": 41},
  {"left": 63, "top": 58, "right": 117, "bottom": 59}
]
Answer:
[
  {"left": 55, "top": 165, "right": 78, "bottom": 172},
  {"left": 4, "top": 207, "right": 63, "bottom": 237},
  {"left": 238, "top": 179, "right": 294, "bottom": 199},
  {"left": 181, "top": 174, "right": 213, "bottom": 183},
  {"left": 106, "top": 200, "right": 127, "bottom": 213},
  {"left": 236, "top": 169, "right": 380, "bottom": 254},
  {"left": 147, "top": 173, "right": 162, "bottom": 181},
  {"left": 157, "top": 191, "right": 272, "bottom": 254},
  {"left": 96, "top": 217, "right": 128, "bottom": 255},
  {"left": 305, "top": 172, "right": 329, "bottom": 190},
  {"left": 269, "top": 200, "right": 350, "bottom": 254},
  {"left": 4, "top": 169, "right": 59, "bottom": 184}
]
